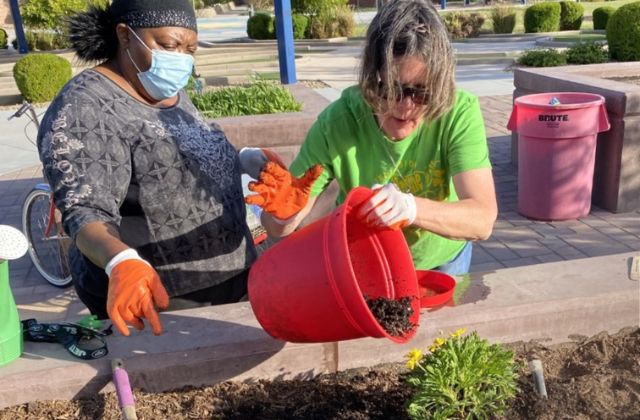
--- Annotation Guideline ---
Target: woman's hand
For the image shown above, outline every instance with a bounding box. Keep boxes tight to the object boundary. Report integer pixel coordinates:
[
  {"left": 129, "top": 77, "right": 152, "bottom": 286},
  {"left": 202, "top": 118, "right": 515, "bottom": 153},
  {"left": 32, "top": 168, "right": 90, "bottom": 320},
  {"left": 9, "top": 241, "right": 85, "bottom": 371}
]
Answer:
[
  {"left": 358, "top": 183, "right": 417, "bottom": 230},
  {"left": 238, "top": 147, "right": 286, "bottom": 179},
  {"left": 245, "top": 162, "right": 323, "bottom": 221},
  {"left": 106, "top": 254, "right": 169, "bottom": 336}
]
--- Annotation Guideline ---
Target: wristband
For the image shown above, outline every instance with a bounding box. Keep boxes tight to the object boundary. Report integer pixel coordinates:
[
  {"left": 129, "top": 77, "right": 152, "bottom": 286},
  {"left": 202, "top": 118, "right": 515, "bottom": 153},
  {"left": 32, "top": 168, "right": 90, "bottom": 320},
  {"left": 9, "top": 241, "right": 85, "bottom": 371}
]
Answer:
[{"left": 105, "top": 249, "right": 148, "bottom": 277}]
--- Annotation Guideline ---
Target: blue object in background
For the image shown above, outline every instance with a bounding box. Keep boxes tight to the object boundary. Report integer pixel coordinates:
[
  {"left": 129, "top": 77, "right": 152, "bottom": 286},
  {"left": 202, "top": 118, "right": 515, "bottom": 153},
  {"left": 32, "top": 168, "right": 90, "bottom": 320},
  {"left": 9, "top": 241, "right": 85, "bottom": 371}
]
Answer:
[
  {"left": 274, "top": 0, "right": 297, "bottom": 84},
  {"left": 9, "top": 0, "right": 28, "bottom": 54}
]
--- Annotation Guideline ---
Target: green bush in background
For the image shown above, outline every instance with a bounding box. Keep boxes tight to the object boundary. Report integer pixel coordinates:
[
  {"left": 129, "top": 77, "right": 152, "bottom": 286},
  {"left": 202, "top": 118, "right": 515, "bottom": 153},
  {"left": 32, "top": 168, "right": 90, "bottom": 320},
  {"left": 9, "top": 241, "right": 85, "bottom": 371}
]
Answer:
[
  {"left": 607, "top": 2, "right": 640, "bottom": 61},
  {"left": 194, "top": 0, "right": 205, "bottom": 9},
  {"left": 560, "top": 1, "right": 584, "bottom": 30},
  {"left": 491, "top": 5, "right": 517, "bottom": 34},
  {"left": 565, "top": 42, "right": 609, "bottom": 64},
  {"left": 292, "top": 0, "right": 347, "bottom": 15},
  {"left": 292, "top": 13, "right": 309, "bottom": 39},
  {"left": 21, "top": 0, "right": 86, "bottom": 30},
  {"left": 518, "top": 48, "right": 567, "bottom": 66},
  {"left": 0, "top": 28, "right": 7, "bottom": 49},
  {"left": 306, "top": 5, "right": 355, "bottom": 39},
  {"left": 11, "top": 31, "right": 70, "bottom": 51},
  {"left": 13, "top": 53, "right": 72, "bottom": 102},
  {"left": 247, "top": 13, "right": 275, "bottom": 39},
  {"left": 593, "top": 6, "right": 616, "bottom": 30},
  {"left": 524, "top": 2, "right": 561, "bottom": 33},
  {"left": 442, "top": 12, "right": 485, "bottom": 39},
  {"left": 188, "top": 79, "right": 302, "bottom": 118}
]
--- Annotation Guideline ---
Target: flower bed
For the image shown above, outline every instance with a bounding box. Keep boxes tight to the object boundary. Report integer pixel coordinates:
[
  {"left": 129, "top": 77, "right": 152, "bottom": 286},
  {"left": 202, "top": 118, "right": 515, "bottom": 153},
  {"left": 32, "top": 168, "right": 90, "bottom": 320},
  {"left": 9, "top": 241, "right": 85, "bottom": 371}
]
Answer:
[{"left": 1, "top": 327, "right": 637, "bottom": 419}]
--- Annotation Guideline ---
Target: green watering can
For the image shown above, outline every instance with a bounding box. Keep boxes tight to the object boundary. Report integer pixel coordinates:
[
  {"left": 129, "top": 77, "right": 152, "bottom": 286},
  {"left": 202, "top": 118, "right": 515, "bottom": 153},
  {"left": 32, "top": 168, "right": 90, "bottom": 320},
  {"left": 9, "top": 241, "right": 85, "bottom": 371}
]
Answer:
[{"left": 0, "top": 225, "right": 28, "bottom": 366}]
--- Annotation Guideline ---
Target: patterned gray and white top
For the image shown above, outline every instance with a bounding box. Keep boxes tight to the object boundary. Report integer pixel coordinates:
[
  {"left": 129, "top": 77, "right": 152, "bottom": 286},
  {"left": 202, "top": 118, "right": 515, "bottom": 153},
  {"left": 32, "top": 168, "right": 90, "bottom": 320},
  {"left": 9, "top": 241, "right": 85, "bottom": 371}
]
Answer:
[{"left": 38, "top": 69, "right": 257, "bottom": 296}]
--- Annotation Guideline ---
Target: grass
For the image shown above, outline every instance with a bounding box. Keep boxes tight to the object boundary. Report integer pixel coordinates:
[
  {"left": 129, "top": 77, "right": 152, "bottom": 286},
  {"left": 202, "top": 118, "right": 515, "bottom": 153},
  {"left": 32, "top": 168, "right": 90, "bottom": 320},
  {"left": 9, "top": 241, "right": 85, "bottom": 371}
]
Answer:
[{"left": 551, "top": 33, "right": 606, "bottom": 42}]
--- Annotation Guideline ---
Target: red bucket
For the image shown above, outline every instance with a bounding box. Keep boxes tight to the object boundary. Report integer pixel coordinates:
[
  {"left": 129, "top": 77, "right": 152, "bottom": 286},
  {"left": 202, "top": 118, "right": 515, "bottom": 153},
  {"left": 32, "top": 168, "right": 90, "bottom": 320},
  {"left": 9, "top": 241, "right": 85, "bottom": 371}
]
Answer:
[{"left": 248, "top": 187, "right": 420, "bottom": 343}]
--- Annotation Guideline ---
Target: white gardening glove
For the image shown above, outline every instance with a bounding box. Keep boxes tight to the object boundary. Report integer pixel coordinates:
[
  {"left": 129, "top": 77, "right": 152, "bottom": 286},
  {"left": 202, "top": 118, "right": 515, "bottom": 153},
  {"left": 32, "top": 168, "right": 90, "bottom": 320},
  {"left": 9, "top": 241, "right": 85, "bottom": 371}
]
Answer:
[
  {"left": 238, "top": 147, "right": 285, "bottom": 180},
  {"left": 358, "top": 183, "right": 417, "bottom": 231}
]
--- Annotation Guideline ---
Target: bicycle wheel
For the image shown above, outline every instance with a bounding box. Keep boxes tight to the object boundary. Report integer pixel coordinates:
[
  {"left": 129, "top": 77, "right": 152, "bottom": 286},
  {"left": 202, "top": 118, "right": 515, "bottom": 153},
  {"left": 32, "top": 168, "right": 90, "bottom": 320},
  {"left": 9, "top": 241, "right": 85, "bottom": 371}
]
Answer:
[{"left": 21, "top": 188, "right": 72, "bottom": 287}]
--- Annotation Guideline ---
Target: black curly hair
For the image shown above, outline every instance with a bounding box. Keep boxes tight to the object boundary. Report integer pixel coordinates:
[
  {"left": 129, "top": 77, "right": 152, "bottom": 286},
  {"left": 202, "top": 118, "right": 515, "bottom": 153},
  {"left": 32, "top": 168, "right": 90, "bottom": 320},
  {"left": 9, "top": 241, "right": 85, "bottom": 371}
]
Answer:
[{"left": 68, "top": 5, "right": 117, "bottom": 62}]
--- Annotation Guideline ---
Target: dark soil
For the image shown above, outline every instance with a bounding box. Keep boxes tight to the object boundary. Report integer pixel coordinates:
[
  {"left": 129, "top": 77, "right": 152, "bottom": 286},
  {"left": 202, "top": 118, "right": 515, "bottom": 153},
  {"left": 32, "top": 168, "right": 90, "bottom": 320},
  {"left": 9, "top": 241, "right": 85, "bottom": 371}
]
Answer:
[
  {"left": 1, "top": 328, "right": 638, "bottom": 420},
  {"left": 364, "top": 295, "right": 415, "bottom": 336}
]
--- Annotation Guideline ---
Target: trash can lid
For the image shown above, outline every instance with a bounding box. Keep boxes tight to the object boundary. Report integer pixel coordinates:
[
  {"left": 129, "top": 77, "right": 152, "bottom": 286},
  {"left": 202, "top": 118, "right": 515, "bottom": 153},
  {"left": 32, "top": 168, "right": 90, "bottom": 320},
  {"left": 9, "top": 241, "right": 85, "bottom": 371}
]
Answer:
[{"left": 515, "top": 92, "right": 605, "bottom": 110}]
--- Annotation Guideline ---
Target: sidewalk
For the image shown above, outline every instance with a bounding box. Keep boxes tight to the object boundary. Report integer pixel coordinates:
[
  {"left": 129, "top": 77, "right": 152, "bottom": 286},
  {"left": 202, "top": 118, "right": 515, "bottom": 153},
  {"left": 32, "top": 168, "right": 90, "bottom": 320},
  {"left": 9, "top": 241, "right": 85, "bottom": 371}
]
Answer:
[{"left": 2, "top": 94, "right": 638, "bottom": 325}]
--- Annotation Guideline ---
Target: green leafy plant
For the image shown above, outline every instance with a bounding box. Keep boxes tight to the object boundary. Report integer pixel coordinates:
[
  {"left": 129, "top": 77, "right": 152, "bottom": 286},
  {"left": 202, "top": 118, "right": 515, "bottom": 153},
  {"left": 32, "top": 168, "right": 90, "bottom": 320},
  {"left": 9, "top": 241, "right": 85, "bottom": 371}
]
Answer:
[
  {"left": 306, "top": 5, "right": 355, "bottom": 39},
  {"left": 491, "top": 5, "right": 517, "bottom": 34},
  {"left": 21, "top": 0, "right": 86, "bottom": 30},
  {"left": 559, "top": 1, "right": 584, "bottom": 30},
  {"left": 291, "top": 13, "right": 309, "bottom": 39},
  {"left": 442, "top": 12, "right": 486, "bottom": 39},
  {"left": 0, "top": 28, "right": 7, "bottom": 49},
  {"left": 524, "top": 2, "right": 561, "bottom": 33},
  {"left": 518, "top": 48, "right": 567, "bottom": 67},
  {"left": 291, "top": 0, "right": 347, "bottom": 16},
  {"left": 247, "top": 13, "right": 275, "bottom": 39},
  {"left": 606, "top": 2, "right": 640, "bottom": 61},
  {"left": 188, "top": 78, "right": 302, "bottom": 118},
  {"left": 592, "top": 6, "right": 616, "bottom": 30},
  {"left": 404, "top": 329, "right": 518, "bottom": 420},
  {"left": 13, "top": 53, "right": 72, "bottom": 103},
  {"left": 565, "top": 42, "right": 609, "bottom": 64}
]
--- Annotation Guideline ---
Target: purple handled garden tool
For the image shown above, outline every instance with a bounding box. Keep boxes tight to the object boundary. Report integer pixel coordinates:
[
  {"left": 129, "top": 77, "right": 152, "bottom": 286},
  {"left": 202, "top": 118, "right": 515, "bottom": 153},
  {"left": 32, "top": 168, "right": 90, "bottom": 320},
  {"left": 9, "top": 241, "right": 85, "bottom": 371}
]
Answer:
[{"left": 111, "top": 358, "right": 137, "bottom": 420}]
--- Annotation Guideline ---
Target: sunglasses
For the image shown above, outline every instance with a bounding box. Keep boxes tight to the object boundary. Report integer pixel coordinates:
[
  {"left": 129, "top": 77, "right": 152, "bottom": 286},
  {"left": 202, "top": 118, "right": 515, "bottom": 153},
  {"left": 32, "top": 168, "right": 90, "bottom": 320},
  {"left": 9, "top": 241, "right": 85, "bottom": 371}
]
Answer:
[{"left": 377, "top": 81, "right": 430, "bottom": 105}]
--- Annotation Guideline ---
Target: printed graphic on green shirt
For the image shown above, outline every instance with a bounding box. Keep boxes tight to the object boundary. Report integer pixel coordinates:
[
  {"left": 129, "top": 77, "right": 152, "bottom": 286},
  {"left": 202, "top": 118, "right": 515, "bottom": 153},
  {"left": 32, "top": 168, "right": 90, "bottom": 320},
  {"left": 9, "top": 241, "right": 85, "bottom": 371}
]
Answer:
[{"left": 291, "top": 86, "right": 491, "bottom": 270}]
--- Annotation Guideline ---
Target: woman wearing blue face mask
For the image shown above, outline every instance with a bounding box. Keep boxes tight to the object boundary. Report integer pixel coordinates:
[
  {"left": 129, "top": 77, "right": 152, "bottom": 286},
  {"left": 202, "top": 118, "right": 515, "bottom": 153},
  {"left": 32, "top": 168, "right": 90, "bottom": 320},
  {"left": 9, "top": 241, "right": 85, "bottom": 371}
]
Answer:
[{"left": 37, "top": 0, "right": 259, "bottom": 338}]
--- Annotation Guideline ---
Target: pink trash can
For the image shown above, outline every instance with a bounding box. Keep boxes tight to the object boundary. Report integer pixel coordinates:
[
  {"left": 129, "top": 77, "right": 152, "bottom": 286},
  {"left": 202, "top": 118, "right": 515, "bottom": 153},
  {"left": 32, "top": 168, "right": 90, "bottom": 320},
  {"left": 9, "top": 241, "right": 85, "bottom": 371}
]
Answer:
[{"left": 507, "top": 92, "right": 610, "bottom": 221}]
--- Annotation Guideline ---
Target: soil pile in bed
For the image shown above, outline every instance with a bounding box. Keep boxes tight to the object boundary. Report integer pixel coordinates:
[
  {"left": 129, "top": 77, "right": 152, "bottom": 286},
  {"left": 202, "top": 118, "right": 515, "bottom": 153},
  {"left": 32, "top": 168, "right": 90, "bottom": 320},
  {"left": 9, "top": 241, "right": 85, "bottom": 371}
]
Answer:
[{"left": 1, "top": 328, "right": 638, "bottom": 420}]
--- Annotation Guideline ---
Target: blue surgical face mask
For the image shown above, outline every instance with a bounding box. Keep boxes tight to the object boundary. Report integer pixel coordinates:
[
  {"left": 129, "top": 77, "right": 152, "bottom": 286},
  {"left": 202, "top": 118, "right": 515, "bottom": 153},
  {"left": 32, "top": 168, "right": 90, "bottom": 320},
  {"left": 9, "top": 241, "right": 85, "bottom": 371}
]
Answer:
[{"left": 127, "top": 28, "right": 195, "bottom": 101}]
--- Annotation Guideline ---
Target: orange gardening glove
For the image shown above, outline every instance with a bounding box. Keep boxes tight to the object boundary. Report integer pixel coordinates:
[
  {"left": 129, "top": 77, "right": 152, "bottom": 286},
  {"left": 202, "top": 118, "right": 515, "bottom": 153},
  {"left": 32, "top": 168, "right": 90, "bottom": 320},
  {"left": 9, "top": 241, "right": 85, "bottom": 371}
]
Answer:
[
  {"left": 245, "top": 162, "right": 324, "bottom": 221},
  {"left": 238, "top": 147, "right": 286, "bottom": 179},
  {"left": 107, "top": 259, "right": 170, "bottom": 336}
]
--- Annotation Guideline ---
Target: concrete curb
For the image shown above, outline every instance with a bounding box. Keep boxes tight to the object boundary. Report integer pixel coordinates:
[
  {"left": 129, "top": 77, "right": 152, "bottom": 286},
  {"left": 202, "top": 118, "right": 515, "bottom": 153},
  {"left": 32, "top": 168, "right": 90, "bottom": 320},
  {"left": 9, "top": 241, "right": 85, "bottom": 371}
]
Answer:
[{"left": 0, "top": 252, "right": 637, "bottom": 409}]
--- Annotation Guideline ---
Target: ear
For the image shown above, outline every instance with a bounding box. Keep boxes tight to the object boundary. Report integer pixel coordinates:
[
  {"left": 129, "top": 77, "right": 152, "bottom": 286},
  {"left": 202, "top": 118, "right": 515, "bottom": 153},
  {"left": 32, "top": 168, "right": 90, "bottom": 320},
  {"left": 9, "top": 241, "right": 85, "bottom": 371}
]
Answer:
[{"left": 115, "top": 23, "right": 131, "bottom": 49}]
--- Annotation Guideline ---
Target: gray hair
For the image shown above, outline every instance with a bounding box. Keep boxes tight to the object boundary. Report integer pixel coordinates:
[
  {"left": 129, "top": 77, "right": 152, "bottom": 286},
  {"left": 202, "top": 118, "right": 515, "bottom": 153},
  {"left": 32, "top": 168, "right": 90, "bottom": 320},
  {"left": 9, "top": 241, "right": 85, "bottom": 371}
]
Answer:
[{"left": 359, "top": 0, "right": 455, "bottom": 122}]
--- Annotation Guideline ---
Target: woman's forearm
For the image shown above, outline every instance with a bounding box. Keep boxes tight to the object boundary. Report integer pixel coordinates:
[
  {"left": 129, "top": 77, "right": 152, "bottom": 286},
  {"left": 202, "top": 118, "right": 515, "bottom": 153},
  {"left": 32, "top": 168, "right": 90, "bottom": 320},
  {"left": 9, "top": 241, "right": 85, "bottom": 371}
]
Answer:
[
  {"left": 75, "top": 221, "right": 130, "bottom": 269},
  {"left": 412, "top": 196, "right": 497, "bottom": 241}
]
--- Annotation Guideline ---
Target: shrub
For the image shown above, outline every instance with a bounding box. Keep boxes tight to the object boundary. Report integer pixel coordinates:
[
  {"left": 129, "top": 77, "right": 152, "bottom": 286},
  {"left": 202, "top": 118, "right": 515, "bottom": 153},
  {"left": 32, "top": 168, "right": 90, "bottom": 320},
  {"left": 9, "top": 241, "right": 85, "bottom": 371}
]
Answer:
[
  {"left": 593, "top": 6, "right": 616, "bottom": 30},
  {"left": 404, "top": 330, "right": 518, "bottom": 420},
  {"left": 247, "top": 0, "right": 273, "bottom": 11},
  {"left": 247, "top": 13, "right": 275, "bottom": 40},
  {"left": 194, "top": 0, "right": 205, "bottom": 9},
  {"left": 291, "top": 13, "right": 309, "bottom": 39},
  {"left": 565, "top": 42, "right": 609, "bottom": 64},
  {"left": 560, "top": 1, "right": 584, "bottom": 30},
  {"left": 0, "top": 28, "right": 7, "bottom": 49},
  {"left": 442, "top": 12, "right": 485, "bottom": 39},
  {"left": 306, "top": 5, "right": 355, "bottom": 39},
  {"left": 524, "top": 2, "right": 561, "bottom": 33},
  {"left": 607, "top": 2, "right": 640, "bottom": 61},
  {"left": 21, "top": 0, "right": 86, "bottom": 30},
  {"left": 188, "top": 78, "right": 302, "bottom": 118},
  {"left": 491, "top": 5, "right": 517, "bottom": 34},
  {"left": 13, "top": 53, "right": 72, "bottom": 103},
  {"left": 518, "top": 48, "right": 567, "bottom": 66},
  {"left": 291, "top": 0, "right": 347, "bottom": 15}
]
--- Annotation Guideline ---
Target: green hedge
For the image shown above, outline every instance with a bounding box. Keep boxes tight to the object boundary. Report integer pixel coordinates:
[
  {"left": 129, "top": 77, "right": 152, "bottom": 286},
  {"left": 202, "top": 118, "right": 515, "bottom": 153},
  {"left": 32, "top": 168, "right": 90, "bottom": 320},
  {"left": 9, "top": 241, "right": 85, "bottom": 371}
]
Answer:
[
  {"left": 524, "top": 2, "right": 561, "bottom": 33},
  {"left": 518, "top": 48, "right": 566, "bottom": 67},
  {"left": 13, "top": 54, "right": 72, "bottom": 103},
  {"left": 593, "top": 6, "right": 616, "bottom": 30},
  {"left": 0, "top": 28, "right": 7, "bottom": 49},
  {"left": 565, "top": 42, "right": 609, "bottom": 64},
  {"left": 247, "top": 13, "right": 275, "bottom": 40},
  {"left": 607, "top": 2, "right": 640, "bottom": 61},
  {"left": 292, "top": 13, "right": 309, "bottom": 39},
  {"left": 560, "top": 1, "right": 584, "bottom": 30}
]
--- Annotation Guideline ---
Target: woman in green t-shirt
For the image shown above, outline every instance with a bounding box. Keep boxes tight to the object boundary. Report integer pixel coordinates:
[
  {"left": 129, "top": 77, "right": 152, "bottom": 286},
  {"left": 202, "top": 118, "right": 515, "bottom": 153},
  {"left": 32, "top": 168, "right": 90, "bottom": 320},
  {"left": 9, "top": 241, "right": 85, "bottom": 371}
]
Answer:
[{"left": 240, "top": 0, "right": 497, "bottom": 275}]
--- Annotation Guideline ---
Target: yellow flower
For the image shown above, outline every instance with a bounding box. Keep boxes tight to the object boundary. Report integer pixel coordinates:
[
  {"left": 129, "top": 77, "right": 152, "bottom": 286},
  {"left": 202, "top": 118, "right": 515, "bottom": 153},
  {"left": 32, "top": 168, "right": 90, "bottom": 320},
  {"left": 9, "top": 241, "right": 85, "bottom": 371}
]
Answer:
[
  {"left": 405, "top": 348, "right": 423, "bottom": 370},
  {"left": 428, "top": 337, "right": 446, "bottom": 353},
  {"left": 449, "top": 328, "right": 467, "bottom": 339}
]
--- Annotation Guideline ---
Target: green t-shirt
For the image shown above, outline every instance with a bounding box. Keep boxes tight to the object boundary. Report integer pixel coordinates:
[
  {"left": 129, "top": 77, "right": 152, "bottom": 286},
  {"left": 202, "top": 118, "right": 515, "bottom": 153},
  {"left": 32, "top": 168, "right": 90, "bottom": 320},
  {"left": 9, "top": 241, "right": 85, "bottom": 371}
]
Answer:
[{"left": 290, "top": 86, "right": 490, "bottom": 270}]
